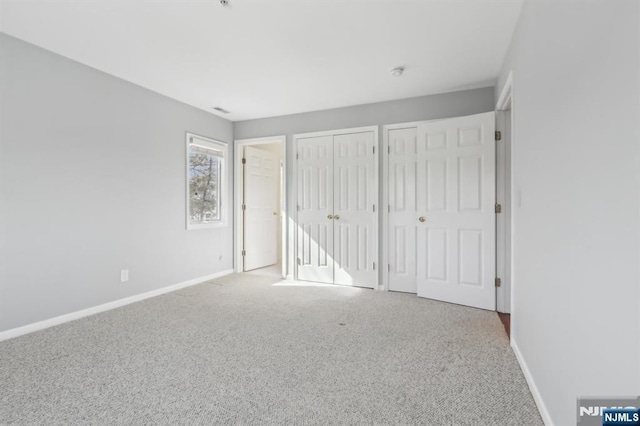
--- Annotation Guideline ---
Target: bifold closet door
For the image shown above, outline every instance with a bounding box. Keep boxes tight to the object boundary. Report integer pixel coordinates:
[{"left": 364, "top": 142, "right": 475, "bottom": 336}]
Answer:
[
  {"left": 333, "top": 132, "right": 376, "bottom": 288},
  {"left": 297, "top": 135, "right": 334, "bottom": 284},
  {"left": 296, "top": 131, "right": 377, "bottom": 288}
]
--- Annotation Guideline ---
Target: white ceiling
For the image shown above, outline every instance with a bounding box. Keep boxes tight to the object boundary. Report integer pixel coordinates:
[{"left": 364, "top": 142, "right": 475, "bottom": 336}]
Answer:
[{"left": 0, "top": 0, "right": 523, "bottom": 121}]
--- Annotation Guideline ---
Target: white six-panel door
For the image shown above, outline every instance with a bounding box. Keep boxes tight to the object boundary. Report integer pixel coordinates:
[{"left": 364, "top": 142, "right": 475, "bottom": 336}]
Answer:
[
  {"left": 387, "top": 112, "right": 496, "bottom": 310},
  {"left": 388, "top": 127, "right": 419, "bottom": 293},
  {"left": 296, "top": 130, "right": 377, "bottom": 288},
  {"left": 243, "top": 146, "right": 279, "bottom": 271},
  {"left": 333, "top": 132, "right": 376, "bottom": 287},
  {"left": 297, "top": 135, "right": 334, "bottom": 284},
  {"left": 416, "top": 112, "right": 495, "bottom": 310}
]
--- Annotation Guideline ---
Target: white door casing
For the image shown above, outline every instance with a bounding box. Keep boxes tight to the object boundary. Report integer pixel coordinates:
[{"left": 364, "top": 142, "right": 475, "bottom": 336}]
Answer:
[
  {"left": 296, "top": 135, "right": 334, "bottom": 284},
  {"left": 496, "top": 71, "right": 513, "bottom": 314},
  {"left": 333, "top": 132, "right": 376, "bottom": 287},
  {"left": 243, "top": 145, "right": 279, "bottom": 271},
  {"left": 496, "top": 109, "right": 511, "bottom": 313},
  {"left": 415, "top": 112, "right": 496, "bottom": 310}
]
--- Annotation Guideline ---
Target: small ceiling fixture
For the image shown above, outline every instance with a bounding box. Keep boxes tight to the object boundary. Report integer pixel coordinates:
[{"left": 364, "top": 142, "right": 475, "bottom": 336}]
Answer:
[
  {"left": 212, "top": 107, "right": 230, "bottom": 114},
  {"left": 391, "top": 66, "right": 405, "bottom": 77},
  {"left": 220, "top": 0, "right": 229, "bottom": 6}
]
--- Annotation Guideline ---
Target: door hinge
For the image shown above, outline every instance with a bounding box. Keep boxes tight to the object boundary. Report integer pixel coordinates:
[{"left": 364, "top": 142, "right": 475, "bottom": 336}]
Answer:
[
  {"left": 373, "top": 146, "right": 375, "bottom": 155},
  {"left": 388, "top": 205, "right": 391, "bottom": 212},
  {"left": 242, "top": 250, "right": 246, "bottom": 256},
  {"left": 495, "top": 131, "right": 502, "bottom": 141},
  {"left": 297, "top": 258, "right": 301, "bottom": 265},
  {"left": 241, "top": 157, "right": 246, "bottom": 164},
  {"left": 495, "top": 277, "right": 502, "bottom": 287},
  {"left": 495, "top": 204, "right": 502, "bottom": 214},
  {"left": 373, "top": 204, "right": 376, "bottom": 212},
  {"left": 297, "top": 205, "right": 300, "bottom": 211},
  {"left": 242, "top": 204, "right": 246, "bottom": 211},
  {"left": 388, "top": 264, "right": 391, "bottom": 272},
  {"left": 373, "top": 262, "right": 376, "bottom": 270},
  {"left": 388, "top": 145, "right": 391, "bottom": 154},
  {"left": 296, "top": 152, "right": 299, "bottom": 160}
]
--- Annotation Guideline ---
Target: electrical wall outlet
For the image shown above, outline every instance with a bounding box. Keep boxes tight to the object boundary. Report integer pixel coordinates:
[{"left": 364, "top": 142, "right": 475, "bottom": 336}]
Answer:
[{"left": 120, "top": 269, "right": 129, "bottom": 283}]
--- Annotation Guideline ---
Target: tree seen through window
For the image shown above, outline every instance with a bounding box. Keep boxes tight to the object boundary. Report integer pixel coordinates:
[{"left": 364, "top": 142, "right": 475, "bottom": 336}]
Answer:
[{"left": 189, "top": 146, "right": 221, "bottom": 225}]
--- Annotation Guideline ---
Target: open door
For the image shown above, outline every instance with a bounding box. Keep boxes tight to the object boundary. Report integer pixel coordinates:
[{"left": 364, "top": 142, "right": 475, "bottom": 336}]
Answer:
[
  {"left": 415, "top": 112, "right": 496, "bottom": 310},
  {"left": 243, "top": 145, "right": 279, "bottom": 271}
]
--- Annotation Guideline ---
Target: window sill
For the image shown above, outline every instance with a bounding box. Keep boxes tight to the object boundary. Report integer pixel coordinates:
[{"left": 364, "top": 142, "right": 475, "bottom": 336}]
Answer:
[{"left": 187, "top": 221, "right": 227, "bottom": 230}]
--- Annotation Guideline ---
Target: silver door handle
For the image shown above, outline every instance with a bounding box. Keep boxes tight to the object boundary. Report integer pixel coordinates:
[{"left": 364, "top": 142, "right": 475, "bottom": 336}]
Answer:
[
  {"left": 418, "top": 216, "right": 426, "bottom": 222},
  {"left": 334, "top": 215, "right": 340, "bottom": 220},
  {"left": 327, "top": 214, "right": 333, "bottom": 220}
]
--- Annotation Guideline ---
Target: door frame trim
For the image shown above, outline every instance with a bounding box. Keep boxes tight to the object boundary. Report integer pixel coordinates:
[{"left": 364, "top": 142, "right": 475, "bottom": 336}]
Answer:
[
  {"left": 496, "top": 71, "right": 514, "bottom": 314},
  {"left": 292, "top": 125, "right": 379, "bottom": 287},
  {"left": 233, "top": 135, "right": 287, "bottom": 277}
]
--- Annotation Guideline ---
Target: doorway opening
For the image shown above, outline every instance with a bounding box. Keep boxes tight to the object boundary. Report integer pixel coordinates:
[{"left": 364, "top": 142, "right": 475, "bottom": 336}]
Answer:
[{"left": 234, "top": 136, "right": 287, "bottom": 278}]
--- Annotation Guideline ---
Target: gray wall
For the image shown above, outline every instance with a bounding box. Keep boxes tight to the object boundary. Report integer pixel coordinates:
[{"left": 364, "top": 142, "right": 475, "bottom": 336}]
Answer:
[
  {"left": 234, "top": 87, "right": 495, "bottom": 277},
  {"left": 234, "top": 87, "right": 495, "bottom": 140},
  {"left": 495, "top": 1, "right": 640, "bottom": 424},
  {"left": 0, "top": 34, "right": 234, "bottom": 331}
]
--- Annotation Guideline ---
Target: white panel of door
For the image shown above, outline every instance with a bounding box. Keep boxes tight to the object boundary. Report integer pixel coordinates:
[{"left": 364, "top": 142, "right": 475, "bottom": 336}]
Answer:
[
  {"left": 387, "top": 127, "right": 418, "bottom": 293},
  {"left": 333, "top": 132, "right": 376, "bottom": 288},
  {"left": 243, "top": 145, "right": 279, "bottom": 271},
  {"left": 416, "top": 112, "right": 496, "bottom": 310},
  {"left": 296, "top": 135, "right": 334, "bottom": 284}
]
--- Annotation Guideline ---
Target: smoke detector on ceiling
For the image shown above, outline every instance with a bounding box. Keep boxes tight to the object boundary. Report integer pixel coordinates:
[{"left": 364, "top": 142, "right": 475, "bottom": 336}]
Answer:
[{"left": 391, "top": 67, "right": 405, "bottom": 77}]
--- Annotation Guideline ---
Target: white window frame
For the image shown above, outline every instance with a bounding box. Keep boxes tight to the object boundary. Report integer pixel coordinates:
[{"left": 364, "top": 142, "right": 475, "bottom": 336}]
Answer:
[{"left": 186, "top": 132, "right": 228, "bottom": 230}]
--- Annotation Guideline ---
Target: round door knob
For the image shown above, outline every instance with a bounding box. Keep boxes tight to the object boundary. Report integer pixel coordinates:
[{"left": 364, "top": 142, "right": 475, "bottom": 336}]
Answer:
[
  {"left": 418, "top": 216, "right": 426, "bottom": 222},
  {"left": 327, "top": 214, "right": 333, "bottom": 220},
  {"left": 334, "top": 215, "right": 340, "bottom": 220},
  {"left": 273, "top": 212, "right": 278, "bottom": 215}
]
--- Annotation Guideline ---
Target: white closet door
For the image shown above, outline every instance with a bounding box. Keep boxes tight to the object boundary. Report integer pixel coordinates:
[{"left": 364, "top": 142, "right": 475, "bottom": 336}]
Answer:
[
  {"left": 297, "top": 135, "right": 334, "bottom": 284},
  {"left": 388, "top": 127, "right": 418, "bottom": 293},
  {"left": 416, "top": 112, "right": 496, "bottom": 310},
  {"left": 243, "top": 146, "right": 278, "bottom": 271},
  {"left": 333, "top": 132, "right": 376, "bottom": 288}
]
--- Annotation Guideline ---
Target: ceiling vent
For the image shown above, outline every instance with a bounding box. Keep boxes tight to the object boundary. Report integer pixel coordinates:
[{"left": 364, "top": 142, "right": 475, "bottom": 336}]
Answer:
[
  {"left": 391, "top": 66, "right": 405, "bottom": 77},
  {"left": 212, "top": 107, "right": 230, "bottom": 114}
]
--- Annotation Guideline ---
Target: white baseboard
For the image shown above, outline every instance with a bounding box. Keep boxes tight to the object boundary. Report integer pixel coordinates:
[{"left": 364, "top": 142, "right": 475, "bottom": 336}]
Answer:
[
  {"left": 511, "top": 338, "right": 554, "bottom": 426},
  {"left": 0, "top": 269, "right": 233, "bottom": 342}
]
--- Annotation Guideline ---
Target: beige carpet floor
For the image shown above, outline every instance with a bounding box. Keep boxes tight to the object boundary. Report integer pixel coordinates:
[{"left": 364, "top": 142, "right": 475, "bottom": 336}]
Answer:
[{"left": 0, "top": 273, "right": 542, "bottom": 425}]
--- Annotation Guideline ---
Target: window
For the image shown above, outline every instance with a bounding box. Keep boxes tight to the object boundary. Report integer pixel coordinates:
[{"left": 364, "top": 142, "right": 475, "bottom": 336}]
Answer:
[{"left": 186, "top": 133, "right": 227, "bottom": 229}]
